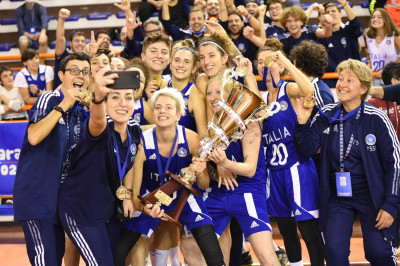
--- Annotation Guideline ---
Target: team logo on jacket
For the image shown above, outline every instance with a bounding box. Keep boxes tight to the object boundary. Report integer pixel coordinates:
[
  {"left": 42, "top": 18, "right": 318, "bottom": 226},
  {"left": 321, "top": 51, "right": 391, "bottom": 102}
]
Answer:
[
  {"left": 365, "top": 134, "right": 376, "bottom": 145},
  {"left": 280, "top": 101, "right": 288, "bottom": 111},
  {"left": 178, "top": 147, "right": 188, "bottom": 157},
  {"left": 387, "top": 39, "right": 391, "bottom": 45},
  {"left": 131, "top": 143, "right": 137, "bottom": 156},
  {"left": 133, "top": 113, "right": 141, "bottom": 123},
  {"left": 341, "top": 37, "right": 347, "bottom": 47}
]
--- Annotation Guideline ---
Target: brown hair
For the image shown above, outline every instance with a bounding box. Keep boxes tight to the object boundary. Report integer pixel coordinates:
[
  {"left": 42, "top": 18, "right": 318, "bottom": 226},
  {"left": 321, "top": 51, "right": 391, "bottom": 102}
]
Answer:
[
  {"left": 279, "top": 6, "right": 308, "bottom": 30},
  {"left": 125, "top": 58, "right": 150, "bottom": 88},
  {"left": 290, "top": 40, "right": 328, "bottom": 78},
  {"left": 142, "top": 33, "right": 171, "bottom": 54},
  {"left": 367, "top": 8, "right": 400, "bottom": 38},
  {"left": 257, "top": 38, "right": 287, "bottom": 76}
]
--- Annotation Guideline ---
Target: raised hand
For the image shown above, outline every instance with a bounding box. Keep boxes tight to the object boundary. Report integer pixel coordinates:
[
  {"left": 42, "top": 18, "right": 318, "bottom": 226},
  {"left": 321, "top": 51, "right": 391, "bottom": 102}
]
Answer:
[
  {"left": 243, "top": 26, "right": 254, "bottom": 39},
  {"left": 92, "top": 66, "right": 115, "bottom": 100},
  {"left": 114, "top": 0, "right": 131, "bottom": 12},
  {"left": 295, "top": 97, "right": 314, "bottom": 124},
  {"left": 259, "top": 4, "right": 267, "bottom": 16},
  {"left": 236, "top": 5, "right": 249, "bottom": 17},
  {"left": 85, "top": 31, "right": 100, "bottom": 58},
  {"left": 58, "top": 8, "right": 70, "bottom": 20},
  {"left": 233, "top": 55, "right": 253, "bottom": 76}
]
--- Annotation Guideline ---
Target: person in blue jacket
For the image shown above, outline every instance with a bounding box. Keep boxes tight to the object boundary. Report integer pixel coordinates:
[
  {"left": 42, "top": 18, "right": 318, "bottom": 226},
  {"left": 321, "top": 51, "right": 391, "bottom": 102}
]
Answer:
[
  {"left": 294, "top": 59, "right": 400, "bottom": 265},
  {"left": 13, "top": 52, "right": 91, "bottom": 266}
]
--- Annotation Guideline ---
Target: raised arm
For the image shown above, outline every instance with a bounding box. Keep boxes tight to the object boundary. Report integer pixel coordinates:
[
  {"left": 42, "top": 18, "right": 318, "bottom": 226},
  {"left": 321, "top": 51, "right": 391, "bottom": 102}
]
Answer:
[
  {"left": 55, "top": 8, "right": 70, "bottom": 56},
  {"left": 338, "top": 0, "right": 356, "bottom": 21},
  {"left": 315, "top": 14, "right": 333, "bottom": 38},
  {"left": 209, "top": 120, "right": 261, "bottom": 177}
]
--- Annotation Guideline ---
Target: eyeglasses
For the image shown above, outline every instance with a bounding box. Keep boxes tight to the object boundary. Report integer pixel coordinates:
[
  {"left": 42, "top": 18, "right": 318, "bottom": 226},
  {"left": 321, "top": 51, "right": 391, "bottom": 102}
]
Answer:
[
  {"left": 66, "top": 68, "right": 92, "bottom": 78},
  {"left": 269, "top": 6, "right": 281, "bottom": 11},
  {"left": 144, "top": 29, "right": 162, "bottom": 35}
]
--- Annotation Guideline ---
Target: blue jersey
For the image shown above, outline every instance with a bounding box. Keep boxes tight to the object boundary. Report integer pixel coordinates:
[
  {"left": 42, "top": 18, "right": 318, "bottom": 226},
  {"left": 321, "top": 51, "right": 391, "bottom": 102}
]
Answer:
[
  {"left": 167, "top": 81, "right": 197, "bottom": 132},
  {"left": 210, "top": 134, "right": 267, "bottom": 194},
  {"left": 13, "top": 90, "right": 88, "bottom": 224},
  {"left": 264, "top": 23, "right": 286, "bottom": 38},
  {"left": 279, "top": 25, "right": 318, "bottom": 57},
  {"left": 141, "top": 125, "right": 191, "bottom": 194},
  {"left": 59, "top": 118, "right": 141, "bottom": 225},
  {"left": 262, "top": 82, "right": 307, "bottom": 170},
  {"left": 316, "top": 18, "right": 363, "bottom": 73},
  {"left": 23, "top": 65, "right": 48, "bottom": 96},
  {"left": 311, "top": 77, "right": 335, "bottom": 118},
  {"left": 132, "top": 98, "right": 146, "bottom": 125}
]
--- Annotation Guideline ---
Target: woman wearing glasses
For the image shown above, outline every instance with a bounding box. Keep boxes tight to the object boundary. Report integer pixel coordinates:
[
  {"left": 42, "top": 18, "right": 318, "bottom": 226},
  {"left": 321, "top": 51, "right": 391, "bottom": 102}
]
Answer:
[{"left": 58, "top": 64, "right": 142, "bottom": 265}]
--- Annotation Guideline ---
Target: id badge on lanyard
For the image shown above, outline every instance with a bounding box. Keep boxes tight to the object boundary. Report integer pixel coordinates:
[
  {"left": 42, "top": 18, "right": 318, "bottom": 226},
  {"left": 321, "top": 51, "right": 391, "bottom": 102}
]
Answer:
[{"left": 336, "top": 171, "right": 352, "bottom": 197}]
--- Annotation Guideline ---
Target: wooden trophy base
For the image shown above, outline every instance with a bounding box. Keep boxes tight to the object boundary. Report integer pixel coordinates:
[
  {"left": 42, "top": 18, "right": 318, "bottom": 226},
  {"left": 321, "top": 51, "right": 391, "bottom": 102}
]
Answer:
[{"left": 138, "top": 170, "right": 200, "bottom": 228}]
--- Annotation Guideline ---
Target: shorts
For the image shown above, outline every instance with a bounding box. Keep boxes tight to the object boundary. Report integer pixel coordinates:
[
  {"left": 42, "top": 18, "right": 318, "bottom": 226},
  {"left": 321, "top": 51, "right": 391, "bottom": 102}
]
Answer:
[{"left": 267, "top": 160, "right": 319, "bottom": 221}]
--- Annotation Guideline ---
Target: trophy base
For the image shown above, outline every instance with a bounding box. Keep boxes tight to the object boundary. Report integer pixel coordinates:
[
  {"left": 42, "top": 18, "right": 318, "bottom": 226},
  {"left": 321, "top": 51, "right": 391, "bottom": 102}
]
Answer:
[{"left": 138, "top": 171, "right": 200, "bottom": 228}]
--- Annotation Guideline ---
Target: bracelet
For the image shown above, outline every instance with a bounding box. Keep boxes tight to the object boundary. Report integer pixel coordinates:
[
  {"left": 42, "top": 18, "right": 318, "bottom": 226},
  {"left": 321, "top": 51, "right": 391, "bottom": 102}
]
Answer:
[
  {"left": 53, "top": 105, "right": 65, "bottom": 116},
  {"left": 91, "top": 91, "right": 106, "bottom": 104},
  {"left": 343, "top": 2, "right": 348, "bottom": 7},
  {"left": 247, "top": 14, "right": 252, "bottom": 21}
]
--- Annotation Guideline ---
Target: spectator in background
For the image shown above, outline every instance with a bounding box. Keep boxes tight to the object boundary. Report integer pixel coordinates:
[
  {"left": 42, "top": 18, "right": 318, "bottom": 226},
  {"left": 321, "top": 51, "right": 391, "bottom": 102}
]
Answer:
[
  {"left": 364, "top": 8, "right": 400, "bottom": 86},
  {"left": 206, "top": 0, "right": 221, "bottom": 20},
  {"left": 159, "top": 0, "right": 190, "bottom": 29},
  {"left": 245, "top": 0, "right": 260, "bottom": 19},
  {"left": 316, "top": 0, "right": 363, "bottom": 88},
  {"left": 368, "top": 62, "right": 400, "bottom": 140},
  {"left": 265, "top": 0, "right": 286, "bottom": 37},
  {"left": 278, "top": 5, "right": 333, "bottom": 56},
  {"left": 0, "top": 67, "right": 25, "bottom": 120},
  {"left": 370, "top": 0, "right": 400, "bottom": 29},
  {"left": 54, "top": 8, "right": 87, "bottom": 90},
  {"left": 14, "top": 49, "right": 53, "bottom": 105},
  {"left": 138, "top": 0, "right": 162, "bottom": 24},
  {"left": 15, "top": 0, "right": 48, "bottom": 57},
  {"left": 110, "top": 56, "right": 129, "bottom": 71}
]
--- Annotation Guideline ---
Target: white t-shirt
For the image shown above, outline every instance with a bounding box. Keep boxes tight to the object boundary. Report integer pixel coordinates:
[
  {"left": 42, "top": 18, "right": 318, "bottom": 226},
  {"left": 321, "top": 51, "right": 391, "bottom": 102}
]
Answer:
[
  {"left": 0, "top": 85, "right": 25, "bottom": 115},
  {"left": 14, "top": 65, "right": 54, "bottom": 88}
]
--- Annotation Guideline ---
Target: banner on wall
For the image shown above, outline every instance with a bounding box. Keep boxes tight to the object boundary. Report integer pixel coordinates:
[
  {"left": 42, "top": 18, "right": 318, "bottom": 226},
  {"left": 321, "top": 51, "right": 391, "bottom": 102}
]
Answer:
[{"left": 0, "top": 122, "right": 27, "bottom": 196}]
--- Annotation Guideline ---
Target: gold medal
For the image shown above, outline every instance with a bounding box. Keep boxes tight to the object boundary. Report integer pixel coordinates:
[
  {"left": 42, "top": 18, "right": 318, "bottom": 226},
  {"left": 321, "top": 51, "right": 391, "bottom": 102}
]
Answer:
[
  {"left": 154, "top": 75, "right": 163, "bottom": 87},
  {"left": 81, "top": 89, "right": 92, "bottom": 104},
  {"left": 116, "top": 185, "right": 128, "bottom": 200},
  {"left": 235, "top": 66, "right": 247, "bottom": 77},
  {"left": 264, "top": 56, "right": 275, "bottom": 68},
  {"left": 303, "top": 98, "right": 316, "bottom": 108}
]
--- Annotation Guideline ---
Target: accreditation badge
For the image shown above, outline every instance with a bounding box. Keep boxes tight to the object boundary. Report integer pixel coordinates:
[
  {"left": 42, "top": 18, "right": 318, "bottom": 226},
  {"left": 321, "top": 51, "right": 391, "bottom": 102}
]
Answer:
[{"left": 336, "top": 172, "right": 352, "bottom": 197}]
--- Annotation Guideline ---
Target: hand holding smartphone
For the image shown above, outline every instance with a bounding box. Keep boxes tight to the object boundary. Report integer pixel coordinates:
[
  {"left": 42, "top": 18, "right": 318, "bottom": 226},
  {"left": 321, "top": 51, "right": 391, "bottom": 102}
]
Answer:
[{"left": 105, "top": 71, "right": 141, "bottom": 90}]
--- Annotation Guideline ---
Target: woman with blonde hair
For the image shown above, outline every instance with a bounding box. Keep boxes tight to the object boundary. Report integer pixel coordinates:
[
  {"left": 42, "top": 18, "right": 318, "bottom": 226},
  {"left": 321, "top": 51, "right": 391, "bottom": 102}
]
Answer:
[{"left": 294, "top": 59, "right": 400, "bottom": 265}]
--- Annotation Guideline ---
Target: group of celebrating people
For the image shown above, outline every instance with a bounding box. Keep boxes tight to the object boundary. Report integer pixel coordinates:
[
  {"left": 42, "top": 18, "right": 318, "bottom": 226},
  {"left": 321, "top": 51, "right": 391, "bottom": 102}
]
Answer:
[{"left": 3, "top": 0, "right": 400, "bottom": 265}]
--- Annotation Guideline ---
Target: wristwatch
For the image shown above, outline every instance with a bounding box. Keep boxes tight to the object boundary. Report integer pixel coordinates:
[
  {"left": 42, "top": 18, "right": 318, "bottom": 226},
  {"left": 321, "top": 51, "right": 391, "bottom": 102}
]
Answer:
[
  {"left": 91, "top": 91, "right": 106, "bottom": 104},
  {"left": 54, "top": 105, "right": 65, "bottom": 116}
]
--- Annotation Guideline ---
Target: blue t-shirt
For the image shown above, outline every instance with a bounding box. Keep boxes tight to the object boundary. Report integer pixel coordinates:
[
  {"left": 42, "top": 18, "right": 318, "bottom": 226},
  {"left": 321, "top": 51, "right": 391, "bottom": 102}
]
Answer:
[
  {"left": 13, "top": 90, "right": 89, "bottom": 224},
  {"left": 59, "top": 118, "right": 141, "bottom": 225},
  {"left": 316, "top": 18, "right": 363, "bottom": 73},
  {"left": 265, "top": 23, "right": 286, "bottom": 38},
  {"left": 279, "top": 25, "right": 318, "bottom": 57}
]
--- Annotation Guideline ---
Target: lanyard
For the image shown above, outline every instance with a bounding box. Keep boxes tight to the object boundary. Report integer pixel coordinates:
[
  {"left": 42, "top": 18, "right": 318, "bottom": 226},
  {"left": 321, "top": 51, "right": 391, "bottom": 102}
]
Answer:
[
  {"left": 338, "top": 106, "right": 362, "bottom": 171},
  {"left": 153, "top": 128, "right": 178, "bottom": 185},
  {"left": 261, "top": 66, "right": 283, "bottom": 91},
  {"left": 114, "top": 130, "right": 132, "bottom": 182},
  {"left": 190, "top": 26, "right": 206, "bottom": 36},
  {"left": 318, "top": 104, "right": 362, "bottom": 124}
]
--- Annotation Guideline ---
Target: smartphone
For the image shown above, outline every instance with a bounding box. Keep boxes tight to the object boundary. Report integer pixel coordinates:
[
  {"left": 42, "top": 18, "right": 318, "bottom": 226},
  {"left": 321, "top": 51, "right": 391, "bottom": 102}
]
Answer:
[{"left": 105, "top": 71, "right": 141, "bottom": 90}]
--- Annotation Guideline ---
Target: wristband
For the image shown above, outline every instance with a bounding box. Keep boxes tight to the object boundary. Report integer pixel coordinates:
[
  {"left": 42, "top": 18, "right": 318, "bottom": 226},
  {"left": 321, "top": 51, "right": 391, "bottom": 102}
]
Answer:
[
  {"left": 91, "top": 91, "right": 106, "bottom": 104},
  {"left": 343, "top": 2, "right": 348, "bottom": 7},
  {"left": 53, "top": 105, "right": 65, "bottom": 116},
  {"left": 247, "top": 14, "right": 252, "bottom": 20}
]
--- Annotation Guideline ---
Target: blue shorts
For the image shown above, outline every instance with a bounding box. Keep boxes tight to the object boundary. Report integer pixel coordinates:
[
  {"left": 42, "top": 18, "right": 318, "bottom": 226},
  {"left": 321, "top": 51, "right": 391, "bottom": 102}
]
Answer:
[
  {"left": 204, "top": 188, "right": 271, "bottom": 239},
  {"left": 267, "top": 159, "right": 319, "bottom": 221},
  {"left": 123, "top": 193, "right": 212, "bottom": 237}
]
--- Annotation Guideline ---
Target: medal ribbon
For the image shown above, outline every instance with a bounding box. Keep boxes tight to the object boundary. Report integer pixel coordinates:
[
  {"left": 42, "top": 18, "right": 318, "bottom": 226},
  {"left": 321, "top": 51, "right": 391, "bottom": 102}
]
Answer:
[
  {"left": 114, "top": 131, "right": 132, "bottom": 182},
  {"left": 338, "top": 106, "right": 362, "bottom": 171},
  {"left": 261, "top": 67, "right": 283, "bottom": 91},
  {"left": 153, "top": 128, "right": 179, "bottom": 185},
  {"left": 318, "top": 103, "right": 362, "bottom": 124},
  {"left": 233, "top": 67, "right": 244, "bottom": 84}
]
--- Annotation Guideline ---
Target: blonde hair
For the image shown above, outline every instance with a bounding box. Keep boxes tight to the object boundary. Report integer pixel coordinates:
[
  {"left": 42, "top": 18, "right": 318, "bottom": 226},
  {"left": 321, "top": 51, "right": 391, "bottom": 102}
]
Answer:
[
  {"left": 151, "top": 88, "right": 186, "bottom": 116},
  {"left": 336, "top": 59, "right": 372, "bottom": 101}
]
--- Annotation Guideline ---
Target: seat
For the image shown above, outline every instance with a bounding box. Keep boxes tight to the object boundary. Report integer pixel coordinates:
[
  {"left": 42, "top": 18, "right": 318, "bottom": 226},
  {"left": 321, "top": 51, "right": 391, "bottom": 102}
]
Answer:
[
  {"left": 117, "top": 11, "right": 126, "bottom": 19},
  {"left": 65, "top": 14, "right": 83, "bottom": 22},
  {"left": 0, "top": 18, "right": 17, "bottom": 25},
  {"left": 0, "top": 43, "right": 16, "bottom": 52},
  {"left": 86, "top": 12, "right": 112, "bottom": 20},
  {"left": 112, "top": 40, "right": 124, "bottom": 46},
  {"left": 359, "top": 1, "right": 369, "bottom": 8}
]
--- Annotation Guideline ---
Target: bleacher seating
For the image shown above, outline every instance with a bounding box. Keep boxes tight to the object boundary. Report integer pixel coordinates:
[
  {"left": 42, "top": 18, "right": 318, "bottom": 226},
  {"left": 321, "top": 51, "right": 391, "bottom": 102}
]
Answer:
[
  {"left": 0, "top": 42, "right": 16, "bottom": 51},
  {"left": 66, "top": 13, "right": 83, "bottom": 22},
  {"left": 116, "top": 11, "right": 126, "bottom": 19},
  {"left": 0, "top": 17, "right": 16, "bottom": 25},
  {"left": 87, "top": 12, "right": 112, "bottom": 20}
]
